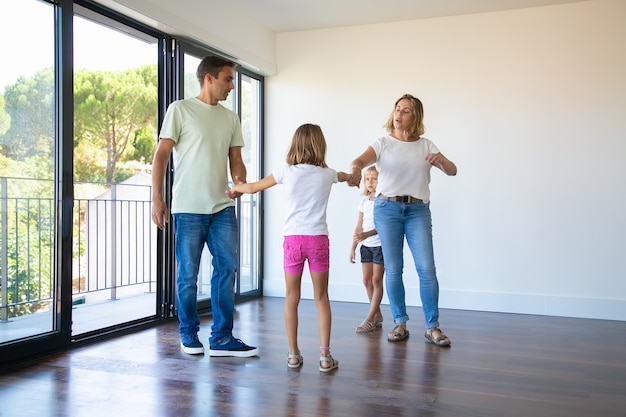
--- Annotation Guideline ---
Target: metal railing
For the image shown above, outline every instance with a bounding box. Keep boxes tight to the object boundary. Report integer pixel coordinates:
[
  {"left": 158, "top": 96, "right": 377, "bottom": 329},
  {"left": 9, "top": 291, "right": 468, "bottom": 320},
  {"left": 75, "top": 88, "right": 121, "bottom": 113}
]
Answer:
[
  {"left": 1, "top": 175, "right": 257, "bottom": 323},
  {"left": 0, "top": 176, "right": 155, "bottom": 321}
]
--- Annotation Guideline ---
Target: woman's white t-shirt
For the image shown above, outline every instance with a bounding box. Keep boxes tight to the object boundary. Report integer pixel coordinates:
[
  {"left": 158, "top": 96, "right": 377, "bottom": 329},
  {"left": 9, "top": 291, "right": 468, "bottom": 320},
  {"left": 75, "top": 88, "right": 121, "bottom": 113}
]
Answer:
[{"left": 371, "top": 134, "right": 439, "bottom": 203}]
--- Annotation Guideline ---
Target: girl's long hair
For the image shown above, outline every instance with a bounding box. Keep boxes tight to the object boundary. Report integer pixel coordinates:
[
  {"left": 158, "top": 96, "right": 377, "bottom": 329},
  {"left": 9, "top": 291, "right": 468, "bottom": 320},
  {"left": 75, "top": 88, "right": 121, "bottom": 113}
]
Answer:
[{"left": 286, "top": 123, "right": 328, "bottom": 168}]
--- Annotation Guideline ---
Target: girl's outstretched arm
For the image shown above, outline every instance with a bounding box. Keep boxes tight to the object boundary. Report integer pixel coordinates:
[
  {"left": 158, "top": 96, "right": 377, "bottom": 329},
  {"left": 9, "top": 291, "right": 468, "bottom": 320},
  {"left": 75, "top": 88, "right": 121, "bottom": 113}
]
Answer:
[
  {"left": 337, "top": 171, "right": 351, "bottom": 183},
  {"left": 231, "top": 174, "right": 277, "bottom": 195}
]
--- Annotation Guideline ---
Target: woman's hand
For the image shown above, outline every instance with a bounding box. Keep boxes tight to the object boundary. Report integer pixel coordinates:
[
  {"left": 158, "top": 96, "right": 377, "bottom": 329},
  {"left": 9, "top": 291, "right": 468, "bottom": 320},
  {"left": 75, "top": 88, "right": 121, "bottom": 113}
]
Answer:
[{"left": 426, "top": 152, "right": 457, "bottom": 176}]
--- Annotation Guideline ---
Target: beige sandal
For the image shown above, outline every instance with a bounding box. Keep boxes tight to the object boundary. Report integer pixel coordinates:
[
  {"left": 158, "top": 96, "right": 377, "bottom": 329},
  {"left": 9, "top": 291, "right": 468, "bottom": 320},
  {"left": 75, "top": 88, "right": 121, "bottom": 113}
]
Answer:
[
  {"left": 287, "top": 353, "right": 303, "bottom": 368},
  {"left": 425, "top": 328, "right": 451, "bottom": 347},
  {"left": 387, "top": 325, "right": 409, "bottom": 342},
  {"left": 355, "top": 319, "right": 377, "bottom": 333},
  {"left": 319, "top": 355, "right": 339, "bottom": 372}
]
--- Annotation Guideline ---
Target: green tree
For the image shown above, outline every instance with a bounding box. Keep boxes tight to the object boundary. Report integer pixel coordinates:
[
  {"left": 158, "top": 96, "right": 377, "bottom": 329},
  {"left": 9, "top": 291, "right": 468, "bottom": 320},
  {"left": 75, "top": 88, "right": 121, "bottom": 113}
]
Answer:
[
  {"left": 1, "top": 65, "right": 158, "bottom": 318},
  {"left": 126, "top": 126, "right": 156, "bottom": 164},
  {"left": 0, "top": 95, "right": 11, "bottom": 137},
  {"left": 1, "top": 171, "right": 54, "bottom": 317},
  {"left": 0, "top": 68, "right": 54, "bottom": 162},
  {"left": 74, "top": 65, "right": 157, "bottom": 183}
]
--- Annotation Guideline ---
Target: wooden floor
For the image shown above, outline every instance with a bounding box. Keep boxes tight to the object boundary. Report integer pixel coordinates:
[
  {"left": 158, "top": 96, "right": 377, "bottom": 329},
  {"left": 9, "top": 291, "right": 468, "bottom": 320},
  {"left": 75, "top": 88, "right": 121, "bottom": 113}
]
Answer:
[{"left": 1, "top": 296, "right": 626, "bottom": 417}]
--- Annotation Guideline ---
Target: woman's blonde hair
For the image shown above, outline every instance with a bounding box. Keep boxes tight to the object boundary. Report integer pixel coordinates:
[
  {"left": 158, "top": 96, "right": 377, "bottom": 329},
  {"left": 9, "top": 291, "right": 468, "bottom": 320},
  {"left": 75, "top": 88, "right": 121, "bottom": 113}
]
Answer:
[
  {"left": 361, "top": 165, "right": 379, "bottom": 196},
  {"left": 286, "top": 123, "right": 328, "bottom": 168},
  {"left": 384, "top": 94, "right": 425, "bottom": 138}
]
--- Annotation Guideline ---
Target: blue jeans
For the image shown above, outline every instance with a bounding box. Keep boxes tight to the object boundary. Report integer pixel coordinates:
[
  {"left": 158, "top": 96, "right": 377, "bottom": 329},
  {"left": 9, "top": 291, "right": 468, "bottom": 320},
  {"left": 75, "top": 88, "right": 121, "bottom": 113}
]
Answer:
[
  {"left": 173, "top": 208, "right": 238, "bottom": 345},
  {"left": 374, "top": 198, "right": 440, "bottom": 329}
]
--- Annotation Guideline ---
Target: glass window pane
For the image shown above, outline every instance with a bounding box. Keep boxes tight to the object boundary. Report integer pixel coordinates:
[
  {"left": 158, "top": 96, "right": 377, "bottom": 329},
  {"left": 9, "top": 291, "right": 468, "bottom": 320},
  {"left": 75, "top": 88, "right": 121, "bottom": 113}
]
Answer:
[
  {"left": 180, "top": 54, "right": 260, "bottom": 300},
  {"left": 72, "top": 9, "right": 159, "bottom": 335},
  {"left": 238, "top": 75, "right": 261, "bottom": 294},
  {"left": 183, "top": 54, "right": 201, "bottom": 99},
  {"left": 0, "top": 0, "right": 56, "bottom": 343}
]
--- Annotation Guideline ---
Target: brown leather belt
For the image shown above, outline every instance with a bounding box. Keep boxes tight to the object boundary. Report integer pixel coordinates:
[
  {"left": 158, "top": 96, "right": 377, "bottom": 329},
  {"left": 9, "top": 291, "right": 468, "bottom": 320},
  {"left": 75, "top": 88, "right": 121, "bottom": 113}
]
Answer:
[{"left": 377, "top": 194, "right": 423, "bottom": 204}]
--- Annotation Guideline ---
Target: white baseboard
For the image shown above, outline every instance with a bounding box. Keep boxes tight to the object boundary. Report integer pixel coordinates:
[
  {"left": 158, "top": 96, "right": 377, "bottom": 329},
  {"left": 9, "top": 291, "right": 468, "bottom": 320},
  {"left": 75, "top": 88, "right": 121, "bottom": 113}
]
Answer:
[{"left": 263, "top": 280, "right": 626, "bottom": 321}]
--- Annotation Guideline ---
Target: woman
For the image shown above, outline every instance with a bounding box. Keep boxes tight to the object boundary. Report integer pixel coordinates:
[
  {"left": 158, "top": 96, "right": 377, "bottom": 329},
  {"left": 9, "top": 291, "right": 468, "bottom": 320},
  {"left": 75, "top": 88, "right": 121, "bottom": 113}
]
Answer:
[{"left": 349, "top": 94, "right": 457, "bottom": 346}]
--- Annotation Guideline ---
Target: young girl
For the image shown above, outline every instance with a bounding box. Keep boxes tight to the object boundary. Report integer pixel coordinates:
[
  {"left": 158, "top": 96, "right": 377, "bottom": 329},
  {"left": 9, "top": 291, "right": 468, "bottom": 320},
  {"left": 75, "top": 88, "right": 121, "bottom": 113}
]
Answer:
[
  {"left": 349, "top": 166, "right": 385, "bottom": 333},
  {"left": 230, "top": 123, "right": 350, "bottom": 372}
]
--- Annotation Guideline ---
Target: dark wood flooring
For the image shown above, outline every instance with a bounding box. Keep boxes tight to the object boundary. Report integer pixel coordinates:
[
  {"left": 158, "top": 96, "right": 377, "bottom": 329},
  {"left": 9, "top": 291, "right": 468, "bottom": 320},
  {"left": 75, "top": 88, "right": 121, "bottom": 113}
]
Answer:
[{"left": 1, "top": 296, "right": 626, "bottom": 417}]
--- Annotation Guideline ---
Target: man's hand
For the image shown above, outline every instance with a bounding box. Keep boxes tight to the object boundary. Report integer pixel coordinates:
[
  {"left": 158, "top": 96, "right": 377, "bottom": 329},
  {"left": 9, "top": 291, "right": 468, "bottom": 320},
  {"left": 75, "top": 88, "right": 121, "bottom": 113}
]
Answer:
[
  {"left": 152, "top": 197, "right": 169, "bottom": 230},
  {"left": 226, "top": 176, "right": 246, "bottom": 200}
]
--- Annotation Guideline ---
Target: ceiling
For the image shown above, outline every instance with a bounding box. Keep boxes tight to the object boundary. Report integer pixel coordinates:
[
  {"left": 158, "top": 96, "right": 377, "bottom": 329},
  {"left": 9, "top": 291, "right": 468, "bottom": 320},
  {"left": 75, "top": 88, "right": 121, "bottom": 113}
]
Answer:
[{"left": 228, "top": 0, "right": 586, "bottom": 32}]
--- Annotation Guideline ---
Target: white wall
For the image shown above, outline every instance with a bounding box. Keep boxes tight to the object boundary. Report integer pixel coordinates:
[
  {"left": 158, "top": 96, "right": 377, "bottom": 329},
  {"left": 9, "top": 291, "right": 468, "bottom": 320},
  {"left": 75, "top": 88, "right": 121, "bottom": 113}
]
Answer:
[{"left": 264, "top": 0, "right": 626, "bottom": 320}]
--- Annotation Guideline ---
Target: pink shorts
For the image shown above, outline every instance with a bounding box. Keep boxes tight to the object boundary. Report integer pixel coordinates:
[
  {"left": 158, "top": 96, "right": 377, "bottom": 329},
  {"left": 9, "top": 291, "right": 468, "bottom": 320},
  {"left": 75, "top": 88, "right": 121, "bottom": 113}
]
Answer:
[{"left": 283, "top": 235, "right": 330, "bottom": 275}]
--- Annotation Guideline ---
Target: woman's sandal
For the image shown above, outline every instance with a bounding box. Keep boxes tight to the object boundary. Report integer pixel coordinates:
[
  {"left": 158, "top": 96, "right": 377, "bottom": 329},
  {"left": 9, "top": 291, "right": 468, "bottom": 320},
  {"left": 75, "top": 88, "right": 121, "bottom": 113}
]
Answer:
[
  {"left": 387, "top": 325, "right": 410, "bottom": 342},
  {"left": 355, "top": 319, "right": 377, "bottom": 333},
  {"left": 319, "top": 355, "right": 339, "bottom": 372},
  {"left": 424, "top": 328, "right": 451, "bottom": 347},
  {"left": 287, "top": 353, "right": 304, "bottom": 368},
  {"left": 374, "top": 315, "right": 384, "bottom": 328}
]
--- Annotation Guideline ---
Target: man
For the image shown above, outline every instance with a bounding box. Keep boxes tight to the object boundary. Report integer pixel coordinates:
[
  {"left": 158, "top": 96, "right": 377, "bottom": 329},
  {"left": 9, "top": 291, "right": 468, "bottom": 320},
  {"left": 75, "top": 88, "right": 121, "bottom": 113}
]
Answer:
[{"left": 151, "top": 55, "right": 258, "bottom": 357}]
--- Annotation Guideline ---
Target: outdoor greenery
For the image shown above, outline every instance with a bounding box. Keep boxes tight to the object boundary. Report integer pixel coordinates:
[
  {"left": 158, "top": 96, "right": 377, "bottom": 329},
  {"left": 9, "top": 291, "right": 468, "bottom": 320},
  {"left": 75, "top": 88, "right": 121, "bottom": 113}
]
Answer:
[
  {"left": 1, "top": 64, "right": 256, "bottom": 319},
  {"left": 0, "top": 65, "right": 158, "bottom": 318},
  {"left": 74, "top": 65, "right": 157, "bottom": 183}
]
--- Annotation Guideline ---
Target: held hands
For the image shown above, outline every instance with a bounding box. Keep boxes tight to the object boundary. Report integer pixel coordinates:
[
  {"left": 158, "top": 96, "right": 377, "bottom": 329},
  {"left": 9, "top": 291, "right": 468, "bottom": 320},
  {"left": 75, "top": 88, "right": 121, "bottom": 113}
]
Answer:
[
  {"left": 347, "top": 166, "right": 362, "bottom": 188},
  {"left": 226, "top": 176, "right": 246, "bottom": 200}
]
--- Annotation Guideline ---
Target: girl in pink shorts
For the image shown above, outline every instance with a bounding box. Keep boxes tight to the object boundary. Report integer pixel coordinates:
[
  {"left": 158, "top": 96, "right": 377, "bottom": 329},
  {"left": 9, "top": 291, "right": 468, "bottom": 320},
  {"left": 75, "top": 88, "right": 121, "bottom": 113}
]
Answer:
[{"left": 230, "top": 123, "right": 350, "bottom": 372}]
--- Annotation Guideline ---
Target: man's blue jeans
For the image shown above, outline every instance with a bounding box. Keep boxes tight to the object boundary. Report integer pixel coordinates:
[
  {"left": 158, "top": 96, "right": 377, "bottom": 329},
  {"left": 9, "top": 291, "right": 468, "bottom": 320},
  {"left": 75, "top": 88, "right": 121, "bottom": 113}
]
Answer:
[
  {"left": 374, "top": 198, "right": 440, "bottom": 329},
  {"left": 173, "top": 208, "right": 238, "bottom": 345}
]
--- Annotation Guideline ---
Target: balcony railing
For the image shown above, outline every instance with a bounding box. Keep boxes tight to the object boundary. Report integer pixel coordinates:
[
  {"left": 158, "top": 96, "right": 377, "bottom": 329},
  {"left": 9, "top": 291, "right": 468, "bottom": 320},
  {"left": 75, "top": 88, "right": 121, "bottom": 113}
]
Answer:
[
  {"left": 1, "top": 174, "right": 256, "bottom": 330},
  {"left": 0, "top": 176, "right": 155, "bottom": 323}
]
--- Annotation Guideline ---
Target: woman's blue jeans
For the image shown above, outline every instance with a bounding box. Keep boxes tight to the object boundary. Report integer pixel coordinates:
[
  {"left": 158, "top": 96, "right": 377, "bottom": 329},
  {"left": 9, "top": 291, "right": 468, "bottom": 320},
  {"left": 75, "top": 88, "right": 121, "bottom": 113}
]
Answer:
[
  {"left": 374, "top": 198, "right": 440, "bottom": 329},
  {"left": 173, "top": 208, "right": 238, "bottom": 345}
]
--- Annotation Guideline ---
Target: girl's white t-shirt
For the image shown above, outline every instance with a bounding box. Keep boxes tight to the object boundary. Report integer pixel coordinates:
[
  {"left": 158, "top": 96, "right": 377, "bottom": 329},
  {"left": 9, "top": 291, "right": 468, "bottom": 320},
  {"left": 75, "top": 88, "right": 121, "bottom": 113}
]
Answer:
[
  {"left": 358, "top": 196, "right": 381, "bottom": 248},
  {"left": 371, "top": 134, "right": 439, "bottom": 203},
  {"left": 272, "top": 164, "right": 339, "bottom": 236}
]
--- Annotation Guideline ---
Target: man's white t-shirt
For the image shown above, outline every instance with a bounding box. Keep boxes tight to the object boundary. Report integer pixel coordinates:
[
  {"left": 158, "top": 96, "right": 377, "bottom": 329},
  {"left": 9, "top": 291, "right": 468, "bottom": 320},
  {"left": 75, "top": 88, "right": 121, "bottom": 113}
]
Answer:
[
  {"left": 272, "top": 164, "right": 339, "bottom": 236},
  {"left": 159, "top": 98, "right": 244, "bottom": 214}
]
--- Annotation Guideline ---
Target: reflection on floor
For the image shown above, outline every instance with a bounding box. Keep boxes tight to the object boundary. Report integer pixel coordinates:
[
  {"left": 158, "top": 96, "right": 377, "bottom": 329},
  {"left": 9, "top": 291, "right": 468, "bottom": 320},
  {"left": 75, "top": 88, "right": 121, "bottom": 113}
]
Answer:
[{"left": 1, "top": 296, "right": 626, "bottom": 417}]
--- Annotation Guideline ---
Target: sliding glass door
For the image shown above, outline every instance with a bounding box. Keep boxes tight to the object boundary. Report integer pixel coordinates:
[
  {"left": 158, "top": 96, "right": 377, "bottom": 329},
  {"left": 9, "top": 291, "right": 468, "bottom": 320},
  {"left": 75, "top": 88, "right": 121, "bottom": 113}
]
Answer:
[
  {"left": 237, "top": 73, "right": 263, "bottom": 296},
  {"left": 178, "top": 46, "right": 263, "bottom": 313},
  {"left": 0, "top": 0, "right": 264, "bottom": 367},
  {"left": 0, "top": 0, "right": 57, "bottom": 345},
  {"left": 70, "top": 5, "right": 160, "bottom": 336}
]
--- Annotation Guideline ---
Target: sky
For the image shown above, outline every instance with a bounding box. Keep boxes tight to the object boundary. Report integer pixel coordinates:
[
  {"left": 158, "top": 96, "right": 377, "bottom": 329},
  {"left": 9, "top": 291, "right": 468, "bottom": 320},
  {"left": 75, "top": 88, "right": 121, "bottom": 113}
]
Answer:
[{"left": 1, "top": 0, "right": 156, "bottom": 92}]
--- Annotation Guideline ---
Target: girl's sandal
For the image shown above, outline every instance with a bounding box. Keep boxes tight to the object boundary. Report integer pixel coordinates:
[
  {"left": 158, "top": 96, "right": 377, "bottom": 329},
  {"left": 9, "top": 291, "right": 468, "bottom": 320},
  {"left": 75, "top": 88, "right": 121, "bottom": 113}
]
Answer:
[
  {"left": 355, "top": 319, "right": 377, "bottom": 333},
  {"left": 287, "top": 353, "right": 304, "bottom": 368},
  {"left": 319, "top": 355, "right": 339, "bottom": 372},
  {"left": 387, "top": 325, "right": 409, "bottom": 342},
  {"left": 424, "top": 328, "right": 451, "bottom": 347}
]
